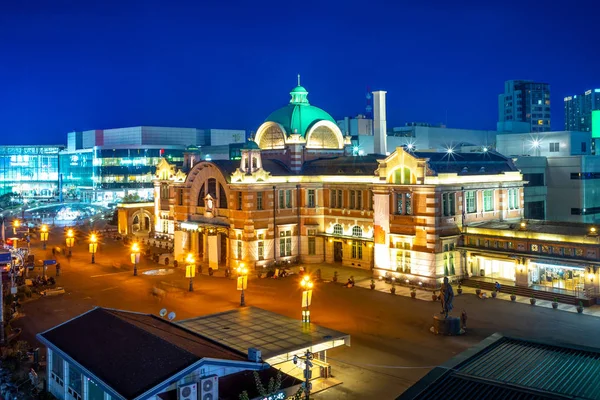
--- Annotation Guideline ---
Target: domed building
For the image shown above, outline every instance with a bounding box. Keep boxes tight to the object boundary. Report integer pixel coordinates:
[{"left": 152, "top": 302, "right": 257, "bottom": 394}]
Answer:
[
  {"left": 153, "top": 81, "right": 527, "bottom": 296},
  {"left": 254, "top": 82, "right": 351, "bottom": 171}
]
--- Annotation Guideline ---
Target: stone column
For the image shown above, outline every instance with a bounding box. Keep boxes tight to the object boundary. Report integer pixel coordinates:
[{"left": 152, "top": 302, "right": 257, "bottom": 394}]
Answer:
[{"left": 373, "top": 191, "right": 391, "bottom": 272}]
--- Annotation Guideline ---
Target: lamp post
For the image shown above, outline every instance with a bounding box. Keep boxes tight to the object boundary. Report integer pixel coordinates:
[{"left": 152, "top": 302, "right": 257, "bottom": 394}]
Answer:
[
  {"left": 185, "top": 253, "right": 195, "bottom": 292},
  {"left": 131, "top": 242, "right": 140, "bottom": 276},
  {"left": 89, "top": 234, "right": 98, "bottom": 264},
  {"left": 12, "top": 219, "right": 20, "bottom": 235},
  {"left": 236, "top": 264, "right": 248, "bottom": 306},
  {"left": 300, "top": 275, "right": 314, "bottom": 323},
  {"left": 65, "top": 229, "right": 74, "bottom": 257},
  {"left": 40, "top": 225, "right": 49, "bottom": 250}
]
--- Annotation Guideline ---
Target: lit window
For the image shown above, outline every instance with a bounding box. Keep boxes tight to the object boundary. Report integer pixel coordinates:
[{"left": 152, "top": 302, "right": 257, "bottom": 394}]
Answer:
[{"left": 333, "top": 224, "right": 343, "bottom": 235}]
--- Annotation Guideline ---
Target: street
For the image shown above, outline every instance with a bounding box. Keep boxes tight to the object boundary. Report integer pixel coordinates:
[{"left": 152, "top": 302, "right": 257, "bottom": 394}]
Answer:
[{"left": 10, "top": 227, "right": 600, "bottom": 400}]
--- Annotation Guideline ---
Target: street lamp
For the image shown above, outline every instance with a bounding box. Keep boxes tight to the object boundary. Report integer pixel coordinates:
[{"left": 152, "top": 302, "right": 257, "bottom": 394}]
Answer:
[
  {"left": 300, "top": 275, "right": 314, "bottom": 323},
  {"left": 12, "top": 219, "right": 20, "bottom": 235},
  {"left": 236, "top": 264, "right": 248, "bottom": 306},
  {"left": 65, "top": 229, "right": 75, "bottom": 257},
  {"left": 131, "top": 242, "right": 140, "bottom": 276},
  {"left": 40, "top": 225, "right": 49, "bottom": 250},
  {"left": 89, "top": 234, "right": 98, "bottom": 264},
  {"left": 185, "top": 253, "right": 195, "bottom": 292}
]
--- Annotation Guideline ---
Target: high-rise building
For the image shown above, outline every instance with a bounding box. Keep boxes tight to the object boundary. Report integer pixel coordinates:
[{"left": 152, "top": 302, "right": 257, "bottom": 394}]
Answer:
[
  {"left": 564, "top": 89, "right": 600, "bottom": 132},
  {"left": 497, "top": 80, "right": 551, "bottom": 133}
]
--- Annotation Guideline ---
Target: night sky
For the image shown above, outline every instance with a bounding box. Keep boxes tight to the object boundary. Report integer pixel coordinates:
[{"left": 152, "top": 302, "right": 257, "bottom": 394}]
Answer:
[{"left": 1, "top": 0, "right": 598, "bottom": 145}]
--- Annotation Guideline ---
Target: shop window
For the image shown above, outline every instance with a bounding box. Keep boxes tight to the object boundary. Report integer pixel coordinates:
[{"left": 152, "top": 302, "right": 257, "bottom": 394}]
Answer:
[
  {"left": 483, "top": 190, "right": 494, "bottom": 211},
  {"left": 280, "top": 231, "right": 292, "bottom": 257},
  {"left": 333, "top": 224, "right": 343, "bottom": 235},
  {"left": 465, "top": 190, "right": 477, "bottom": 213},
  {"left": 257, "top": 192, "right": 263, "bottom": 210},
  {"left": 396, "top": 249, "right": 411, "bottom": 272},
  {"left": 307, "top": 189, "right": 315, "bottom": 208}
]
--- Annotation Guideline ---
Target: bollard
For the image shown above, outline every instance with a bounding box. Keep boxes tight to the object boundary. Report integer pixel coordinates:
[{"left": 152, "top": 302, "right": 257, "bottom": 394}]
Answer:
[{"left": 56, "top": 263, "right": 61, "bottom": 277}]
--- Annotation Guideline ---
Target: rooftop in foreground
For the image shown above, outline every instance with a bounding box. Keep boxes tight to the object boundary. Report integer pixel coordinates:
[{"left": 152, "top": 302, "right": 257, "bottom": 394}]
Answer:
[
  {"left": 397, "top": 333, "right": 600, "bottom": 400},
  {"left": 178, "top": 306, "right": 350, "bottom": 361}
]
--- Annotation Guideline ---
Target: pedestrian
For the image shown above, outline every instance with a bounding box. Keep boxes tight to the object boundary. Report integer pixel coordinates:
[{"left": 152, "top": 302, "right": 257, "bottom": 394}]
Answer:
[
  {"left": 461, "top": 309, "right": 468, "bottom": 330},
  {"left": 495, "top": 281, "right": 501, "bottom": 292},
  {"left": 52, "top": 247, "right": 56, "bottom": 256}
]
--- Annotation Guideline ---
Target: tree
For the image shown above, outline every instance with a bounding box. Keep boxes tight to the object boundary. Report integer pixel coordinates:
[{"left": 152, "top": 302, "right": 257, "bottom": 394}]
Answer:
[{"left": 239, "top": 370, "right": 305, "bottom": 400}]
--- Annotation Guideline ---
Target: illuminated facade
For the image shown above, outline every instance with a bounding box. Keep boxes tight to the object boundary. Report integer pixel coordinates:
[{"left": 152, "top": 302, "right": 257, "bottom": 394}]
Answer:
[
  {"left": 154, "top": 83, "right": 534, "bottom": 287},
  {"left": 0, "top": 145, "right": 64, "bottom": 198}
]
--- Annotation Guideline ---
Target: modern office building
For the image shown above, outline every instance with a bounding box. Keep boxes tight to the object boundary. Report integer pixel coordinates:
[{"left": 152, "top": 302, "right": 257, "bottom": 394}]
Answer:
[
  {"left": 336, "top": 115, "right": 373, "bottom": 136},
  {"left": 497, "top": 80, "right": 551, "bottom": 133},
  {"left": 496, "top": 130, "right": 600, "bottom": 223},
  {"left": 0, "top": 145, "right": 64, "bottom": 198},
  {"left": 59, "top": 126, "right": 246, "bottom": 203},
  {"left": 564, "top": 88, "right": 600, "bottom": 132}
]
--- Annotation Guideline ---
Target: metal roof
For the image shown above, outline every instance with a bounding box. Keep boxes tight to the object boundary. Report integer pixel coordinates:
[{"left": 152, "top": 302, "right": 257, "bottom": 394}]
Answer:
[
  {"left": 178, "top": 307, "right": 350, "bottom": 361},
  {"left": 398, "top": 333, "right": 600, "bottom": 400},
  {"left": 413, "top": 151, "right": 519, "bottom": 175}
]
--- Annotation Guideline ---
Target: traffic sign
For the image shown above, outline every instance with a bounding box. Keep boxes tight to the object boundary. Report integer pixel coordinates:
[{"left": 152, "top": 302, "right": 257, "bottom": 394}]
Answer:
[
  {"left": 43, "top": 259, "right": 57, "bottom": 266},
  {"left": 0, "top": 252, "right": 11, "bottom": 263}
]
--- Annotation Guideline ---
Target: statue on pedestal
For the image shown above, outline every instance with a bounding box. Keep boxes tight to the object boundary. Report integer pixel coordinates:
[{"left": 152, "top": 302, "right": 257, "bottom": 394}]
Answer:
[{"left": 440, "top": 276, "right": 454, "bottom": 318}]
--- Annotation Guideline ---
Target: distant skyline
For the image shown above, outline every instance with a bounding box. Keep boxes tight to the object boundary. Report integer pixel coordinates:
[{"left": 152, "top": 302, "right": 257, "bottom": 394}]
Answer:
[{"left": 0, "top": 0, "right": 598, "bottom": 145}]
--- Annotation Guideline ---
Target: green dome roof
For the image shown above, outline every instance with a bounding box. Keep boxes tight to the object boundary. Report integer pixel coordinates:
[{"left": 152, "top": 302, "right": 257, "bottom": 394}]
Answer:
[
  {"left": 264, "top": 85, "right": 336, "bottom": 137},
  {"left": 242, "top": 140, "right": 260, "bottom": 150}
]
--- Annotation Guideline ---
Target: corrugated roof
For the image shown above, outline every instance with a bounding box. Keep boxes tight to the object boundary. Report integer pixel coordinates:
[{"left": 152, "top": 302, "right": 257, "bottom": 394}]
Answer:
[
  {"left": 398, "top": 334, "right": 600, "bottom": 400},
  {"left": 301, "top": 155, "right": 381, "bottom": 176},
  {"left": 414, "top": 151, "right": 519, "bottom": 175}
]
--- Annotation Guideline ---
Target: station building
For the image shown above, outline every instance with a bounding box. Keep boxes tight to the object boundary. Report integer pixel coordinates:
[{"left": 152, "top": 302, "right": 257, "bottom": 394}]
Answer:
[{"left": 153, "top": 83, "right": 536, "bottom": 288}]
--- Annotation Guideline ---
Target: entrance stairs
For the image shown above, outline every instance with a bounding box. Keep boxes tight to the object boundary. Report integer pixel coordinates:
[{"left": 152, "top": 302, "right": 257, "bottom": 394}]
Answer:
[{"left": 461, "top": 279, "right": 594, "bottom": 307}]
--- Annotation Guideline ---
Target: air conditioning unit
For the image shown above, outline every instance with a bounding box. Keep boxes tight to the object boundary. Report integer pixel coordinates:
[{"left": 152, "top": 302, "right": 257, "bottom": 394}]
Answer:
[
  {"left": 178, "top": 383, "right": 197, "bottom": 400},
  {"left": 200, "top": 375, "right": 218, "bottom": 400},
  {"left": 248, "top": 347, "right": 262, "bottom": 362}
]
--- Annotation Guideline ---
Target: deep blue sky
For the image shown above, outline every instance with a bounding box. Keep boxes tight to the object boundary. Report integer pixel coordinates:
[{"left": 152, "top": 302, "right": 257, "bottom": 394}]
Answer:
[{"left": 1, "top": 0, "right": 598, "bottom": 145}]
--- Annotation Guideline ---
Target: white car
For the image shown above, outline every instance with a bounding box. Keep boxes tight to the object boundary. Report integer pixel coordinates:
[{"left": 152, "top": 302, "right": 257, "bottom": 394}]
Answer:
[{"left": 41, "top": 287, "right": 66, "bottom": 296}]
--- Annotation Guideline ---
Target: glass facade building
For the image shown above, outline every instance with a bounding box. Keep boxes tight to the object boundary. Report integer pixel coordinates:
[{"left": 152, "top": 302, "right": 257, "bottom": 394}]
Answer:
[{"left": 0, "top": 145, "right": 64, "bottom": 198}]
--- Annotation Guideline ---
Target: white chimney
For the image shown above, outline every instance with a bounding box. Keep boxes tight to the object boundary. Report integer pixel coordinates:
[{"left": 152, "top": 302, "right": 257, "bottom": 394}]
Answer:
[{"left": 373, "top": 90, "right": 387, "bottom": 155}]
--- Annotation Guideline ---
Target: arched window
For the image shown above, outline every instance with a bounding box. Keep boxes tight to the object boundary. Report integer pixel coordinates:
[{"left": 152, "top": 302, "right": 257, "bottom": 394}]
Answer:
[
  {"left": 333, "top": 224, "right": 343, "bottom": 235},
  {"left": 219, "top": 184, "right": 228, "bottom": 209},
  {"left": 198, "top": 184, "right": 205, "bottom": 206},
  {"left": 252, "top": 157, "right": 257, "bottom": 169},
  {"left": 258, "top": 125, "right": 285, "bottom": 149},
  {"left": 207, "top": 178, "right": 217, "bottom": 198},
  {"left": 352, "top": 226, "right": 363, "bottom": 237}
]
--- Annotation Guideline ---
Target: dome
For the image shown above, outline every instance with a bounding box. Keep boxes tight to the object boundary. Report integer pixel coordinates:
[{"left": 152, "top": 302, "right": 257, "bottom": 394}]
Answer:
[
  {"left": 263, "top": 85, "right": 336, "bottom": 137},
  {"left": 242, "top": 139, "right": 260, "bottom": 150}
]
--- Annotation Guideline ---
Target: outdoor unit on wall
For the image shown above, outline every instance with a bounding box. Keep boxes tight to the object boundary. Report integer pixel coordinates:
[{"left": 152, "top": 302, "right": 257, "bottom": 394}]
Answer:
[
  {"left": 200, "top": 375, "right": 218, "bottom": 400},
  {"left": 178, "top": 383, "right": 197, "bottom": 400}
]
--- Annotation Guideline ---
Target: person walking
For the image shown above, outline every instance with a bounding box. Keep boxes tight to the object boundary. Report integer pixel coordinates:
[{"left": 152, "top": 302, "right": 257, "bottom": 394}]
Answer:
[{"left": 495, "top": 281, "right": 501, "bottom": 292}]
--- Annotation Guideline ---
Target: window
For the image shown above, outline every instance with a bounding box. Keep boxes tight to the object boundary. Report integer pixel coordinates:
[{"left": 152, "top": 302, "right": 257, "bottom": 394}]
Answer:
[
  {"left": 207, "top": 178, "right": 217, "bottom": 198},
  {"left": 396, "top": 248, "right": 411, "bottom": 272},
  {"left": 350, "top": 190, "right": 355, "bottom": 209},
  {"left": 523, "top": 173, "right": 544, "bottom": 186},
  {"left": 307, "top": 189, "right": 315, "bottom": 208},
  {"left": 178, "top": 189, "right": 183, "bottom": 205},
  {"left": 198, "top": 184, "right": 205, "bottom": 206},
  {"left": 333, "top": 224, "right": 343, "bottom": 235},
  {"left": 257, "top": 234, "right": 264, "bottom": 260},
  {"left": 279, "top": 190, "right": 284, "bottom": 209},
  {"left": 330, "top": 190, "right": 337, "bottom": 208},
  {"left": 351, "top": 240, "right": 362, "bottom": 259},
  {"left": 483, "top": 190, "right": 494, "bottom": 211},
  {"left": 88, "top": 380, "right": 105, "bottom": 400},
  {"left": 237, "top": 240, "right": 242, "bottom": 259},
  {"left": 549, "top": 142, "right": 560, "bottom": 152},
  {"left": 352, "top": 226, "right": 363, "bottom": 237},
  {"left": 219, "top": 184, "right": 228, "bottom": 208},
  {"left": 51, "top": 351, "right": 64, "bottom": 384},
  {"left": 442, "top": 193, "right": 456, "bottom": 216},
  {"left": 582, "top": 142, "right": 587, "bottom": 152},
  {"left": 286, "top": 190, "right": 292, "bottom": 208},
  {"left": 161, "top": 184, "right": 169, "bottom": 200},
  {"left": 308, "top": 229, "right": 316, "bottom": 255},
  {"left": 68, "top": 365, "right": 82, "bottom": 399},
  {"left": 237, "top": 192, "right": 243, "bottom": 210},
  {"left": 338, "top": 190, "right": 343, "bottom": 208},
  {"left": 465, "top": 191, "right": 476, "bottom": 213},
  {"left": 280, "top": 230, "right": 292, "bottom": 257},
  {"left": 357, "top": 191, "right": 362, "bottom": 209},
  {"left": 396, "top": 193, "right": 412, "bottom": 215},
  {"left": 257, "top": 192, "right": 263, "bottom": 210},
  {"left": 508, "top": 189, "right": 519, "bottom": 210}
]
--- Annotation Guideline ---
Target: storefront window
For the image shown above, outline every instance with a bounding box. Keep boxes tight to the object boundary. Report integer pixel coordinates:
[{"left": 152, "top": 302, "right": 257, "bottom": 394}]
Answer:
[
  {"left": 68, "top": 365, "right": 82, "bottom": 397},
  {"left": 477, "top": 257, "right": 516, "bottom": 280},
  {"left": 531, "top": 263, "right": 585, "bottom": 292}
]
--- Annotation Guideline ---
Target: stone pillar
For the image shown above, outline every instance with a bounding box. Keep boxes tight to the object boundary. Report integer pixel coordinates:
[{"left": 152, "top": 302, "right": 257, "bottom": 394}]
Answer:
[
  {"left": 208, "top": 234, "right": 218, "bottom": 270},
  {"left": 373, "top": 191, "right": 391, "bottom": 272},
  {"left": 226, "top": 235, "right": 230, "bottom": 268}
]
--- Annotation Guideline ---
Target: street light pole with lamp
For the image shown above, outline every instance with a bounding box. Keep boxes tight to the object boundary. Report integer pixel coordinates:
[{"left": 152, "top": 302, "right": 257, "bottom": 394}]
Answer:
[
  {"left": 185, "top": 253, "right": 195, "bottom": 292},
  {"left": 65, "top": 229, "right": 75, "bottom": 257},
  {"left": 236, "top": 264, "right": 248, "bottom": 306},
  {"left": 40, "top": 225, "right": 49, "bottom": 250},
  {"left": 300, "top": 275, "right": 314, "bottom": 323},
  {"left": 131, "top": 242, "right": 140, "bottom": 276},
  {"left": 89, "top": 234, "right": 98, "bottom": 264},
  {"left": 12, "top": 219, "right": 20, "bottom": 236}
]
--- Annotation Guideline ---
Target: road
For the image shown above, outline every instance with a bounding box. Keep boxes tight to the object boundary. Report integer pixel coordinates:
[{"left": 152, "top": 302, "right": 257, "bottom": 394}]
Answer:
[{"left": 10, "top": 227, "right": 600, "bottom": 400}]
